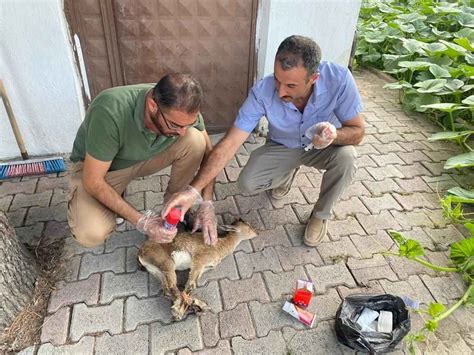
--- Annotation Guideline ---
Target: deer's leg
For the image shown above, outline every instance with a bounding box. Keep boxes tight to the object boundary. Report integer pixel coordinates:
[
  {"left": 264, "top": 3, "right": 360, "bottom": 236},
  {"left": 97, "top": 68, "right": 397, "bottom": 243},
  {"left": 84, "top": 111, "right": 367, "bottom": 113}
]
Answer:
[
  {"left": 138, "top": 254, "right": 180, "bottom": 299},
  {"left": 185, "top": 258, "right": 216, "bottom": 294}
]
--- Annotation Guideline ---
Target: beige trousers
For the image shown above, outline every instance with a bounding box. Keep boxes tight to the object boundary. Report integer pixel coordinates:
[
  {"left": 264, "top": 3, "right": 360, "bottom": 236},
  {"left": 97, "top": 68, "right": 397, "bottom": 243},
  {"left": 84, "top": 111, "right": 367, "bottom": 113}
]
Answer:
[
  {"left": 238, "top": 140, "right": 357, "bottom": 220},
  {"left": 67, "top": 127, "right": 206, "bottom": 247}
]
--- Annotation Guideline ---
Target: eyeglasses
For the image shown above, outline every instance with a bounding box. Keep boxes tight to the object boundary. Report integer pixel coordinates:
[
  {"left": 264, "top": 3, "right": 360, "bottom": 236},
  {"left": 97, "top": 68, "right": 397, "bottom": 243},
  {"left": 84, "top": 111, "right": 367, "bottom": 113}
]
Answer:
[{"left": 157, "top": 106, "right": 197, "bottom": 131}]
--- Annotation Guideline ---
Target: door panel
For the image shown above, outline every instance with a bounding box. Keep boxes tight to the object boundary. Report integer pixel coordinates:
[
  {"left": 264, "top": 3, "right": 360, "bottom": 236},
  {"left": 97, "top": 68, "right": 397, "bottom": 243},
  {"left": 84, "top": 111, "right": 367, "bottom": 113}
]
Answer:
[{"left": 65, "top": 0, "right": 257, "bottom": 132}]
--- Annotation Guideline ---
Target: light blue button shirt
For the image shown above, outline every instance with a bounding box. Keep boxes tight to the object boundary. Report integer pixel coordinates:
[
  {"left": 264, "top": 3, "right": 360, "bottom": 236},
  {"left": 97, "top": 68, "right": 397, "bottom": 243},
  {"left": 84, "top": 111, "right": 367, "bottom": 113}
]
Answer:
[{"left": 234, "top": 61, "right": 363, "bottom": 149}]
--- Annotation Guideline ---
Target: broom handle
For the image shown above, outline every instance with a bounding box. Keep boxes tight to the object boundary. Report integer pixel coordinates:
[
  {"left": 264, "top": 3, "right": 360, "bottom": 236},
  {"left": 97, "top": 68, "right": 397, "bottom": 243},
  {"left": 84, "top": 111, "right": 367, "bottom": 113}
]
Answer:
[{"left": 0, "top": 79, "right": 29, "bottom": 160}]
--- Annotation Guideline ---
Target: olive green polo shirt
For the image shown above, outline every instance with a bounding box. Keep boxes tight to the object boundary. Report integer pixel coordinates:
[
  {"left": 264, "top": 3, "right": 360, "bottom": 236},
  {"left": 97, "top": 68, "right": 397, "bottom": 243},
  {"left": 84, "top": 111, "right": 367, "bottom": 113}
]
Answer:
[{"left": 70, "top": 84, "right": 205, "bottom": 171}]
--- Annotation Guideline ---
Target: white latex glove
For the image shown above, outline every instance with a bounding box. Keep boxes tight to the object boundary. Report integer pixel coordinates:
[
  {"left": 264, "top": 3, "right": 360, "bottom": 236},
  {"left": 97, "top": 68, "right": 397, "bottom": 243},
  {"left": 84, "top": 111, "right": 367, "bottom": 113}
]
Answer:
[
  {"left": 136, "top": 210, "right": 177, "bottom": 243},
  {"left": 304, "top": 122, "right": 337, "bottom": 150},
  {"left": 192, "top": 201, "right": 218, "bottom": 246}
]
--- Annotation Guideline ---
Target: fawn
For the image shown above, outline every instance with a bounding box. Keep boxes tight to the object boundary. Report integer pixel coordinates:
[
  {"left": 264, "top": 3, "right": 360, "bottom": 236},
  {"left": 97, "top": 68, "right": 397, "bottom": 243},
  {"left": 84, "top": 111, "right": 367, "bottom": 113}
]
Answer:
[{"left": 138, "top": 219, "right": 258, "bottom": 320}]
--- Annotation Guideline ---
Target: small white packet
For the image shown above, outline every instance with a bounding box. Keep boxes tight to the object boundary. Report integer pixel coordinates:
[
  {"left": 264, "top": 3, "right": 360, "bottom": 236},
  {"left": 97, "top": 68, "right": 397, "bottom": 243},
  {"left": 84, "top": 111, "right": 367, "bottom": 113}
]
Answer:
[
  {"left": 377, "top": 310, "right": 393, "bottom": 333},
  {"left": 356, "top": 308, "right": 379, "bottom": 331}
]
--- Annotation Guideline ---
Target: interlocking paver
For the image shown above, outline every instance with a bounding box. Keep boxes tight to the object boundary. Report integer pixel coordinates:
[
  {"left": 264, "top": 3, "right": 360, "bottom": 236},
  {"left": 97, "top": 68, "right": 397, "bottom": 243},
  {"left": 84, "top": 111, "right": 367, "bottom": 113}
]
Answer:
[
  {"left": 36, "top": 175, "right": 68, "bottom": 193},
  {"left": 231, "top": 330, "right": 286, "bottom": 354},
  {"left": 7, "top": 208, "right": 27, "bottom": 227},
  {"left": 339, "top": 181, "right": 371, "bottom": 200},
  {"left": 362, "top": 179, "right": 402, "bottom": 195},
  {"left": 379, "top": 275, "right": 434, "bottom": 306},
  {"left": 150, "top": 315, "right": 203, "bottom": 353},
  {"left": 126, "top": 246, "right": 139, "bottom": 272},
  {"left": 43, "top": 221, "right": 69, "bottom": 237},
  {"left": 397, "top": 150, "right": 432, "bottom": 164},
  {"left": 214, "top": 182, "right": 240, "bottom": 200},
  {"left": 219, "top": 303, "right": 256, "bottom": 339},
  {"left": 357, "top": 210, "right": 401, "bottom": 235},
  {"left": 275, "top": 244, "right": 324, "bottom": 270},
  {"left": 350, "top": 264, "right": 399, "bottom": 286},
  {"left": 40, "top": 307, "right": 70, "bottom": 346},
  {"left": 10, "top": 191, "right": 52, "bottom": 211},
  {"left": 79, "top": 247, "right": 126, "bottom": 279},
  {"left": 390, "top": 209, "right": 435, "bottom": 229},
  {"left": 333, "top": 196, "right": 370, "bottom": 219},
  {"left": 100, "top": 270, "right": 148, "bottom": 304},
  {"left": 366, "top": 165, "right": 404, "bottom": 181},
  {"left": 104, "top": 230, "right": 145, "bottom": 252},
  {"left": 251, "top": 225, "right": 291, "bottom": 251},
  {"left": 317, "top": 237, "right": 361, "bottom": 264},
  {"left": 306, "top": 263, "right": 356, "bottom": 294},
  {"left": 193, "top": 280, "right": 222, "bottom": 313},
  {"left": 424, "top": 225, "right": 465, "bottom": 246},
  {"left": 0, "top": 195, "right": 12, "bottom": 211},
  {"left": 223, "top": 209, "right": 265, "bottom": 230},
  {"left": 199, "top": 312, "right": 219, "bottom": 348},
  {"left": 127, "top": 176, "right": 161, "bottom": 194},
  {"left": 371, "top": 152, "right": 405, "bottom": 167},
  {"left": 62, "top": 236, "right": 104, "bottom": 257},
  {"left": 306, "top": 288, "right": 341, "bottom": 320},
  {"left": 214, "top": 195, "right": 239, "bottom": 215},
  {"left": 283, "top": 223, "right": 306, "bottom": 246},
  {"left": 37, "top": 336, "right": 94, "bottom": 355},
  {"left": 125, "top": 295, "right": 172, "bottom": 331},
  {"left": 70, "top": 299, "right": 123, "bottom": 341},
  {"left": 249, "top": 300, "right": 305, "bottom": 337},
  {"left": 260, "top": 205, "right": 300, "bottom": 229},
  {"left": 0, "top": 178, "right": 36, "bottom": 197},
  {"left": 15, "top": 223, "right": 44, "bottom": 246},
  {"left": 270, "top": 187, "right": 307, "bottom": 208},
  {"left": 328, "top": 216, "right": 365, "bottom": 240},
  {"left": 225, "top": 166, "right": 242, "bottom": 182},
  {"left": 284, "top": 321, "right": 344, "bottom": 354},
  {"left": 198, "top": 254, "right": 239, "bottom": 286},
  {"left": 291, "top": 204, "right": 314, "bottom": 223},
  {"left": 95, "top": 325, "right": 149, "bottom": 355},
  {"left": 234, "top": 192, "right": 272, "bottom": 214},
  {"left": 262, "top": 266, "right": 308, "bottom": 300},
  {"left": 48, "top": 274, "right": 100, "bottom": 313},
  {"left": 420, "top": 274, "right": 466, "bottom": 304},
  {"left": 396, "top": 162, "right": 432, "bottom": 179},
  {"left": 349, "top": 231, "right": 395, "bottom": 258},
  {"left": 235, "top": 248, "right": 282, "bottom": 279},
  {"left": 220, "top": 273, "right": 270, "bottom": 310},
  {"left": 392, "top": 192, "right": 437, "bottom": 211},
  {"left": 337, "top": 280, "right": 384, "bottom": 299},
  {"left": 145, "top": 191, "right": 164, "bottom": 210},
  {"left": 25, "top": 203, "right": 67, "bottom": 225},
  {"left": 360, "top": 194, "right": 402, "bottom": 214}
]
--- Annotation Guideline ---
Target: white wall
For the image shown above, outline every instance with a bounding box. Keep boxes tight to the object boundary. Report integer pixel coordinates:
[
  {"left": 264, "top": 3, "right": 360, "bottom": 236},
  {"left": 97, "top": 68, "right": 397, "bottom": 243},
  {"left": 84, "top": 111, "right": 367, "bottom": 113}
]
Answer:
[
  {"left": 257, "top": 0, "right": 362, "bottom": 78},
  {"left": 0, "top": 0, "right": 84, "bottom": 160}
]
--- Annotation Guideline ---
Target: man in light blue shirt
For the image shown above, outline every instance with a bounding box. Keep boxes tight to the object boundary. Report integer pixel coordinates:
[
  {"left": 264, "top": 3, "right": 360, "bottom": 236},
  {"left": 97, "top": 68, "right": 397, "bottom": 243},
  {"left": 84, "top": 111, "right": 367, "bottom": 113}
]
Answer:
[{"left": 163, "top": 35, "right": 365, "bottom": 247}]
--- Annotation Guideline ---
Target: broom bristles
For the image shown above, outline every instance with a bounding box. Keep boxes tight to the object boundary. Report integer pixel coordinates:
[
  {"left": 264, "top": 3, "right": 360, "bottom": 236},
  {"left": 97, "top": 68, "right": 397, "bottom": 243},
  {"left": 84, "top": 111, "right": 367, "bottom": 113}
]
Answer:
[{"left": 0, "top": 157, "right": 66, "bottom": 179}]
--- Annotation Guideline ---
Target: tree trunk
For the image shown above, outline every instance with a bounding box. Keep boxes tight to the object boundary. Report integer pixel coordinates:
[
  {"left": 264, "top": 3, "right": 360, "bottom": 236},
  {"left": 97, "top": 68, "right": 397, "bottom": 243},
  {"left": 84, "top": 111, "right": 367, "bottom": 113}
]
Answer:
[{"left": 0, "top": 212, "right": 38, "bottom": 332}]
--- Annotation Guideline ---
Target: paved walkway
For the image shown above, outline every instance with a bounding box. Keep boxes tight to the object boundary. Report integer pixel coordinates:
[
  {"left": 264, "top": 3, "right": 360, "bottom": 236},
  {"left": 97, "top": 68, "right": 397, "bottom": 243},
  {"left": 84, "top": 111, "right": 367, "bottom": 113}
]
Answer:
[{"left": 4, "top": 69, "right": 473, "bottom": 354}]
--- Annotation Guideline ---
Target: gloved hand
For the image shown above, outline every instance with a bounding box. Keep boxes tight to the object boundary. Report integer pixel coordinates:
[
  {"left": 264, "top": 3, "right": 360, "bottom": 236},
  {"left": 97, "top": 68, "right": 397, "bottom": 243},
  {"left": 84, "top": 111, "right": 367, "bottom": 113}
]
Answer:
[
  {"left": 136, "top": 210, "right": 177, "bottom": 243},
  {"left": 305, "top": 122, "right": 337, "bottom": 150},
  {"left": 162, "top": 185, "right": 203, "bottom": 221},
  {"left": 192, "top": 201, "right": 218, "bottom": 246}
]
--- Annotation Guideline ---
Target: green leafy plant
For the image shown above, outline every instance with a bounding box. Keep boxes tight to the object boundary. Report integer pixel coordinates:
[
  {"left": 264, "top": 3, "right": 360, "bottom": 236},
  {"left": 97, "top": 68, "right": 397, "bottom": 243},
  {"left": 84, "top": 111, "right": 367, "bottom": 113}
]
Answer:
[
  {"left": 356, "top": 0, "right": 474, "bottom": 132},
  {"left": 386, "top": 231, "right": 474, "bottom": 354}
]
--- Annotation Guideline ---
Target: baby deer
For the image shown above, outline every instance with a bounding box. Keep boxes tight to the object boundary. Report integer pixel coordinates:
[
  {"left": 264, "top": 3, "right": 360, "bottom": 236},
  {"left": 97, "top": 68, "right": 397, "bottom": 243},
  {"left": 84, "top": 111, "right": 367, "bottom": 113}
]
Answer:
[{"left": 138, "top": 219, "right": 258, "bottom": 320}]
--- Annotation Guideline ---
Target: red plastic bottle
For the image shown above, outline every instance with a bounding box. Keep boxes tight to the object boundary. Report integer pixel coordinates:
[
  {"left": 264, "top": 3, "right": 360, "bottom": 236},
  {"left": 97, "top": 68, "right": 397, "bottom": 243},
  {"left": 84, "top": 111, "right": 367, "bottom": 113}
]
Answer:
[{"left": 163, "top": 207, "right": 181, "bottom": 230}]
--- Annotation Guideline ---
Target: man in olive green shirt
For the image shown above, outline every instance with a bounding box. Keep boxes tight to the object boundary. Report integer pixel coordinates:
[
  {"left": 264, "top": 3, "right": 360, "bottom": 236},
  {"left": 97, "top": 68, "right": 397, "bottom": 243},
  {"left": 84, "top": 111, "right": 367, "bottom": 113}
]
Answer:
[{"left": 68, "top": 73, "right": 217, "bottom": 247}]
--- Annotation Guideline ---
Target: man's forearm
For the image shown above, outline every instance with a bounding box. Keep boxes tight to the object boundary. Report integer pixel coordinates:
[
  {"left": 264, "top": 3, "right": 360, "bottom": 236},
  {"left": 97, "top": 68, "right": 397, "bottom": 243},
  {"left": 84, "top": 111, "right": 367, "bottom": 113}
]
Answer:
[
  {"left": 191, "top": 139, "right": 240, "bottom": 192},
  {"left": 84, "top": 180, "right": 142, "bottom": 225},
  {"left": 334, "top": 126, "right": 364, "bottom": 145}
]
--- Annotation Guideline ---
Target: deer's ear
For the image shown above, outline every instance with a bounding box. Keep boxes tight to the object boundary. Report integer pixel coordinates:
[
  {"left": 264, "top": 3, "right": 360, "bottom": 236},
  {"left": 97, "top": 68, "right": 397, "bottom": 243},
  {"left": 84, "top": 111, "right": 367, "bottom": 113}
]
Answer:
[{"left": 217, "top": 224, "right": 239, "bottom": 232}]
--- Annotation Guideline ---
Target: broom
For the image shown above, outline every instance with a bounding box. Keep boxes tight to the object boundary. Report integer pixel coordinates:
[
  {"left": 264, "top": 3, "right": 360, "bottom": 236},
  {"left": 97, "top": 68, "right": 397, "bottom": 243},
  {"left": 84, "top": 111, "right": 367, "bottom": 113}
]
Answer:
[{"left": 0, "top": 79, "right": 66, "bottom": 179}]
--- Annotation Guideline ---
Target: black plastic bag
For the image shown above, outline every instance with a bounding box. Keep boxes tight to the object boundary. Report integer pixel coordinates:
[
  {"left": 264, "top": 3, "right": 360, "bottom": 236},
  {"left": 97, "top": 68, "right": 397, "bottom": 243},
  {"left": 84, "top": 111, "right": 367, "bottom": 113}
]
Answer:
[{"left": 335, "top": 294, "right": 410, "bottom": 353}]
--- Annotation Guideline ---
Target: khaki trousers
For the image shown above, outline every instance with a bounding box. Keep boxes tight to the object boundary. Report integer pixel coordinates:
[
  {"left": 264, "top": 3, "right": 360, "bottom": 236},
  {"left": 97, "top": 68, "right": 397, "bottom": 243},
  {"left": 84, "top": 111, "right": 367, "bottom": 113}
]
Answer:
[
  {"left": 238, "top": 140, "right": 357, "bottom": 220},
  {"left": 67, "top": 127, "right": 206, "bottom": 247}
]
